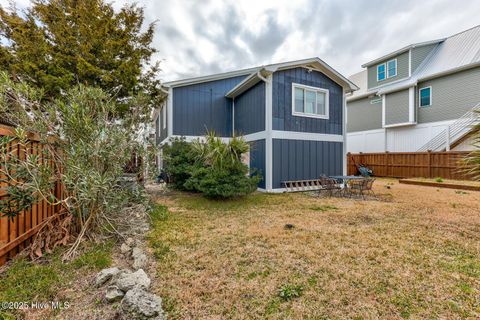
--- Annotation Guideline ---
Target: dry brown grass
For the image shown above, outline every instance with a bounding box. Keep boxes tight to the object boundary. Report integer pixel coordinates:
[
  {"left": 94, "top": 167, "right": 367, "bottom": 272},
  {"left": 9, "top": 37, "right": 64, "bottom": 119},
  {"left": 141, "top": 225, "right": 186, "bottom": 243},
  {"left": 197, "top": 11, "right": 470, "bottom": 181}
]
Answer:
[{"left": 148, "top": 179, "right": 480, "bottom": 319}]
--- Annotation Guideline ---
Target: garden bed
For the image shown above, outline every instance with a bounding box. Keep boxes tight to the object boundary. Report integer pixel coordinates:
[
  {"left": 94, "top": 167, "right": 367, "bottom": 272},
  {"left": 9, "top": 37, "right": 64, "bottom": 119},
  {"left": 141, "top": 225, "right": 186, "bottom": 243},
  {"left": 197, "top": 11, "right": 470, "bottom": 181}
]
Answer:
[{"left": 399, "top": 178, "right": 480, "bottom": 191}]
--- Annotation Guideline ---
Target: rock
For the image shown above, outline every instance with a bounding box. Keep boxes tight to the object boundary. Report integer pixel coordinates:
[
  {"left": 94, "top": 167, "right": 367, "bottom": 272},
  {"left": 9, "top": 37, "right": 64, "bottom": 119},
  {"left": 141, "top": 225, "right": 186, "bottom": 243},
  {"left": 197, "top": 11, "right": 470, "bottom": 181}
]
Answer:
[
  {"left": 105, "top": 285, "right": 125, "bottom": 303},
  {"left": 126, "top": 237, "right": 135, "bottom": 246},
  {"left": 133, "top": 253, "right": 148, "bottom": 270},
  {"left": 121, "top": 287, "right": 164, "bottom": 319},
  {"left": 115, "top": 269, "right": 151, "bottom": 292},
  {"left": 95, "top": 267, "right": 120, "bottom": 287},
  {"left": 132, "top": 247, "right": 148, "bottom": 269},
  {"left": 120, "top": 243, "right": 131, "bottom": 255}
]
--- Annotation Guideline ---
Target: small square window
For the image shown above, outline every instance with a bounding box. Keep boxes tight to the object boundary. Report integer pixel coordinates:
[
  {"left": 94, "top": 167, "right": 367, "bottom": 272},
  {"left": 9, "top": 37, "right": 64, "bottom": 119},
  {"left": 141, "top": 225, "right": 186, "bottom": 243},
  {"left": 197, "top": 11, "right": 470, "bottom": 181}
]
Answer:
[
  {"left": 419, "top": 87, "right": 432, "bottom": 107},
  {"left": 387, "top": 59, "right": 397, "bottom": 78},
  {"left": 377, "top": 64, "right": 386, "bottom": 81}
]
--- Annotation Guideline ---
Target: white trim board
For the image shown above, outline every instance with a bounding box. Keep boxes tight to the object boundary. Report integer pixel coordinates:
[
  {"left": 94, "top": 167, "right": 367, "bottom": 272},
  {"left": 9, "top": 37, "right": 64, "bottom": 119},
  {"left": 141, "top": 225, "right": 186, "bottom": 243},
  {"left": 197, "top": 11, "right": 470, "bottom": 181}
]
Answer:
[{"left": 271, "top": 131, "right": 344, "bottom": 142}]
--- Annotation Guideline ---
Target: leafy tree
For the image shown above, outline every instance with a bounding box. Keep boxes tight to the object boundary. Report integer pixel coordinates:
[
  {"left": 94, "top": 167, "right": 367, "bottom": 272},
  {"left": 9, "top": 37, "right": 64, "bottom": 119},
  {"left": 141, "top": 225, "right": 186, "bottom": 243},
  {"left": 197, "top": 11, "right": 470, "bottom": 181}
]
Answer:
[{"left": 0, "top": 0, "right": 160, "bottom": 112}]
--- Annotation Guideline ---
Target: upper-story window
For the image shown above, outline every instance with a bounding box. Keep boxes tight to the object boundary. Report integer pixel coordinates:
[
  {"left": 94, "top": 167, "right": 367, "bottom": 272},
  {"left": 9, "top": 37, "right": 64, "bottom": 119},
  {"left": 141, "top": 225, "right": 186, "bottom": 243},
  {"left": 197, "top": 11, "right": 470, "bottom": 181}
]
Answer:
[
  {"left": 377, "top": 64, "right": 386, "bottom": 81},
  {"left": 419, "top": 87, "right": 432, "bottom": 107},
  {"left": 387, "top": 59, "right": 397, "bottom": 78},
  {"left": 292, "top": 83, "right": 329, "bottom": 119}
]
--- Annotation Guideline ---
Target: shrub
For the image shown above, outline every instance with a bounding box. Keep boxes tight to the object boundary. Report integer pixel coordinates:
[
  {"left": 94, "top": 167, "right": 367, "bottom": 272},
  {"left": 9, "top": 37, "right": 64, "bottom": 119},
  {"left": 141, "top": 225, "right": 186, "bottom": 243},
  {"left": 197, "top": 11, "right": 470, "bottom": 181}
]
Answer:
[
  {"left": 435, "top": 177, "right": 444, "bottom": 183},
  {"left": 164, "top": 132, "right": 261, "bottom": 198},
  {"left": 163, "top": 137, "right": 198, "bottom": 191}
]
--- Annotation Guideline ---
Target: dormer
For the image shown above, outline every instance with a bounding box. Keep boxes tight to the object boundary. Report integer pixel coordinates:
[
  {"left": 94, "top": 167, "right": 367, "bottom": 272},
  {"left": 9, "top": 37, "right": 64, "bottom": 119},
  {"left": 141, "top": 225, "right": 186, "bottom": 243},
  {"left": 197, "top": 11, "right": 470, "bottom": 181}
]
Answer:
[{"left": 362, "top": 39, "right": 444, "bottom": 90}]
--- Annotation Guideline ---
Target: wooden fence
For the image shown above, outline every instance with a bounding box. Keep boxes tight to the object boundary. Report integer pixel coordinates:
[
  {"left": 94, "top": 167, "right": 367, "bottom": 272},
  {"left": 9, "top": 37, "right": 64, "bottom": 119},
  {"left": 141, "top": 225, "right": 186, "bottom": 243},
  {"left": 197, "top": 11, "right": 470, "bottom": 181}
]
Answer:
[
  {"left": 0, "top": 126, "right": 64, "bottom": 266},
  {"left": 347, "top": 151, "right": 472, "bottom": 180}
]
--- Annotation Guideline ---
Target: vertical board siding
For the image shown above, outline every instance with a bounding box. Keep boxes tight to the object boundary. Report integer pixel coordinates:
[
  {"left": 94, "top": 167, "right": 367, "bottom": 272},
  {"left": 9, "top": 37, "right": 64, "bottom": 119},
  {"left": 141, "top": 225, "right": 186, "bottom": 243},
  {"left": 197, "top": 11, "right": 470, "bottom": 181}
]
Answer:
[
  {"left": 172, "top": 75, "right": 246, "bottom": 137},
  {"left": 417, "top": 67, "right": 480, "bottom": 123},
  {"left": 367, "top": 51, "right": 410, "bottom": 89},
  {"left": 249, "top": 139, "right": 266, "bottom": 189},
  {"left": 234, "top": 82, "right": 265, "bottom": 135},
  {"left": 385, "top": 89, "right": 410, "bottom": 125},
  {"left": 272, "top": 68, "right": 343, "bottom": 135},
  {"left": 0, "top": 127, "right": 64, "bottom": 266},
  {"left": 347, "top": 97, "right": 383, "bottom": 132},
  {"left": 347, "top": 151, "right": 472, "bottom": 180},
  {"left": 272, "top": 139, "right": 343, "bottom": 189}
]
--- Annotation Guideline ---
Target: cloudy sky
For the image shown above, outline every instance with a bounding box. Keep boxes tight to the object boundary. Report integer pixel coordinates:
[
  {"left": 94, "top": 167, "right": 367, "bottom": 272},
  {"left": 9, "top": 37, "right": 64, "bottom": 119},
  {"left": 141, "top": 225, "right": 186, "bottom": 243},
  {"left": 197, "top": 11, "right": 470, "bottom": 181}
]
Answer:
[{"left": 3, "top": 0, "right": 480, "bottom": 82}]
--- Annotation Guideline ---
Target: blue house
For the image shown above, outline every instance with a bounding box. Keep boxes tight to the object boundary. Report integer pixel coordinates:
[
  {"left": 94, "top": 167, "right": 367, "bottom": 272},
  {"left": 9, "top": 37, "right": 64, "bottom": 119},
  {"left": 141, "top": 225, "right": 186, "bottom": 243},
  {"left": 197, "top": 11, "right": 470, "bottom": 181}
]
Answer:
[{"left": 154, "top": 58, "right": 358, "bottom": 192}]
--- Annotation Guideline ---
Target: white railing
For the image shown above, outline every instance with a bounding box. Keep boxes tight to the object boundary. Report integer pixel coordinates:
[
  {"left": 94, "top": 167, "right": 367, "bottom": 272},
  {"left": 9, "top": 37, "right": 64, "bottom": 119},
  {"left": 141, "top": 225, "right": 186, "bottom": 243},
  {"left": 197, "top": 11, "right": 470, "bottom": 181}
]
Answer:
[{"left": 417, "top": 102, "right": 480, "bottom": 152}]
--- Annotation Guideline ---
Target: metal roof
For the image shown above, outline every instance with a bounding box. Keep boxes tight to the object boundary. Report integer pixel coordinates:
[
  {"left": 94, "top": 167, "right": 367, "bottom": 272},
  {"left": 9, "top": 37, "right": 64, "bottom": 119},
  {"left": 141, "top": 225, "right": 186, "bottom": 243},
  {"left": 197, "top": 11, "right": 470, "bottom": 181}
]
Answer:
[
  {"left": 163, "top": 57, "right": 359, "bottom": 93},
  {"left": 348, "top": 25, "right": 480, "bottom": 101}
]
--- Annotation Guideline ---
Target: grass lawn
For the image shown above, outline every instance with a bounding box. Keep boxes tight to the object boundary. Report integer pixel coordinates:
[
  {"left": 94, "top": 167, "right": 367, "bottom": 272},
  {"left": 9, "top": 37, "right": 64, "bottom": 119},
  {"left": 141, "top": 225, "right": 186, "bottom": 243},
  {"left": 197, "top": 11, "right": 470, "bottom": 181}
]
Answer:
[
  {"left": 148, "top": 179, "right": 480, "bottom": 319},
  {"left": 0, "top": 242, "right": 113, "bottom": 320}
]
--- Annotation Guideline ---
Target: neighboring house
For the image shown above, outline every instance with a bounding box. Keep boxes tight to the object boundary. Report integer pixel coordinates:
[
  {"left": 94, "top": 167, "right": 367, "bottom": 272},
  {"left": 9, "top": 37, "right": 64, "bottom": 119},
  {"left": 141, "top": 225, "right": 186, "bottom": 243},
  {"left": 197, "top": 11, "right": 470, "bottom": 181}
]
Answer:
[
  {"left": 346, "top": 25, "right": 480, "bottom": 153},
  {"left": 153, "top": 58, "right": 358, "bottom": 192}
]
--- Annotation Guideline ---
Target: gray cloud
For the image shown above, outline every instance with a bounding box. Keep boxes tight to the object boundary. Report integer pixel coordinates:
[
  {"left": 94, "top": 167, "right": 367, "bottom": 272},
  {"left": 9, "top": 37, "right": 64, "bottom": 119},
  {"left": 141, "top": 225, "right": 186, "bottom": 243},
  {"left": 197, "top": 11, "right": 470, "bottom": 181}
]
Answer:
[{"left": 2, "top": 0, "right": 479, "bottom": 81}]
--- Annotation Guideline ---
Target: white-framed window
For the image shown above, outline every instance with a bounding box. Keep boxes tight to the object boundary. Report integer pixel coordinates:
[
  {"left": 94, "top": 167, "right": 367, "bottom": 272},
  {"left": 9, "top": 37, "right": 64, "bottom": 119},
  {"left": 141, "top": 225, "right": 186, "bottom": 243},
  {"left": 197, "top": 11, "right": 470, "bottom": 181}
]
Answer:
[
  {"left": 292, "top": 83, "right": 329, "bottom": 119},
  {"left": 419, "top": 86, "right": 432, "bottom": 107},
  {"left": 387, "top": 59, "right": 397, "bottom": 78},
  {"left": 370, "top": 97, "right": 382, "bottom": 104},
  {"left": 377, "top": 63, "right": 386, "bottom": 81},
  {"left": 162, "top": 106, "right": 166, "bottom": 129}
]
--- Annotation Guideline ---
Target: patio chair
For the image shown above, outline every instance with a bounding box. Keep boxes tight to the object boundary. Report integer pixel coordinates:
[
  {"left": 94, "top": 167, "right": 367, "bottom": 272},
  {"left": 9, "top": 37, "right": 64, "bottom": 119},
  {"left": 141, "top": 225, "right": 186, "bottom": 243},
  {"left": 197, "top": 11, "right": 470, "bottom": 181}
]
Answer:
[
  {"left": 318, "top": 176, "right": 342, "bottom": 197},
  {"left": 345, "top": 178, "right": 376, "bottom": 200}
]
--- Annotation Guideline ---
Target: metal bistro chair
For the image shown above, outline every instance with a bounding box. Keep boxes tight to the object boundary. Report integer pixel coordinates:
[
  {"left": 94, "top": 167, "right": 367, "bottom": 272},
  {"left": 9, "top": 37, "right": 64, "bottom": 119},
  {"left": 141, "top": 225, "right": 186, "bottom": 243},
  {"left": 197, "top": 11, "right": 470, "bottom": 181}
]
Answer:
[
  {"left": 346, "top": 178, "right": 376, "bottom": 199},
  {"left": 318, "top": 175, "right": 342, "bottom": 197}
]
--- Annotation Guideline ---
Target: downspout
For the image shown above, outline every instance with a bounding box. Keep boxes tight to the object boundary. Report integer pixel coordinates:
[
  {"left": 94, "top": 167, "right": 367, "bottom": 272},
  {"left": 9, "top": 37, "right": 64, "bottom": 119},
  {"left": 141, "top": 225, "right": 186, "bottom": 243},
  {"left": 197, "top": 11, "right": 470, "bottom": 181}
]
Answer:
[{"left": 232, "top": 97, "right": 235, "bottom": 136}]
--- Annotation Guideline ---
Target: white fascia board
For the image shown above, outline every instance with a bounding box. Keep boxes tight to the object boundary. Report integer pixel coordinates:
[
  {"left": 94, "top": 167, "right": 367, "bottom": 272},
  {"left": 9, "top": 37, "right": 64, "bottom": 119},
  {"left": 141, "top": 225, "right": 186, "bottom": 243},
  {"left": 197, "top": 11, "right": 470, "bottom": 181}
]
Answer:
[
  {"left": 342, "top": 87, "right": 347, "bottom": 175},
  {"left": 163, "top": 67, "right": 260, "bottom": 88}
]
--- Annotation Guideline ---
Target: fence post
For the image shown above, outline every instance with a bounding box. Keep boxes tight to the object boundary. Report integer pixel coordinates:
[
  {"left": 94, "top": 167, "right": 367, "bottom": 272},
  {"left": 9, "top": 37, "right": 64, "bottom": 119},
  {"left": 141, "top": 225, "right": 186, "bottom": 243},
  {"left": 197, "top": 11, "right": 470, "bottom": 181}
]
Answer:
[
  {"left": 385, "top": 151, "right": 389, "bottom": 177},
  {"left": 427, "top": 150, "right": 432, "bottom": 178}
]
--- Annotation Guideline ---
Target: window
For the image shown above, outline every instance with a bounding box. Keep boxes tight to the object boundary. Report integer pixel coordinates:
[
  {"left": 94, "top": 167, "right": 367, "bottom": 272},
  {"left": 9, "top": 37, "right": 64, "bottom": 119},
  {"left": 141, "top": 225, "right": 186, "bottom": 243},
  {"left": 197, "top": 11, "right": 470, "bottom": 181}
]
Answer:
[
  {"left": 162, "top": 106, "right": 166, "bottom": 129},
  {"left": 387, "top": 59, "right": 397, "bottom": 78},
  {"left": 419, "top": 87, "right": 432, "bottom": 107},
  {"left": 377, "top": 64, "right": 386, "bottom": 81},
  {"left": 370, "top": 97, "right": 382, "bottom": 104},
  {"left": 292, "top": 83, "right": 329, "bottom": 119}
]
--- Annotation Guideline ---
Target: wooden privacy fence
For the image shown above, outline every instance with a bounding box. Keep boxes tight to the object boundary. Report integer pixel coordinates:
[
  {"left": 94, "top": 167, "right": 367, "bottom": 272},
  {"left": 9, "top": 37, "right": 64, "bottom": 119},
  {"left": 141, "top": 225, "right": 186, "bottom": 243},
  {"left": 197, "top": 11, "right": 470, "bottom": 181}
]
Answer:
[
  {"left": 347, "top": 151, "right": 472, "bottom": 180},
  {"left": 0, "top": 125, "right": 64, "bottom": 266}
]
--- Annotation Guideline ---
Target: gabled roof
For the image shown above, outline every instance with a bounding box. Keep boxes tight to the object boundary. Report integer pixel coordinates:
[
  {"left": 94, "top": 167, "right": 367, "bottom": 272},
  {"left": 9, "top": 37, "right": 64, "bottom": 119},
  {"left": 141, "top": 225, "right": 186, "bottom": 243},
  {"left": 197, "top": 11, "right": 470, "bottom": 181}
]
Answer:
[
  {"left": 361, "top": 39, "right": 445, "bottom": 68},
  {"left": 348, "top": 25, "right": 480, "bottom": 101},
  {"left": 163, "top": 57, "right": 359, "bottom": 94}
]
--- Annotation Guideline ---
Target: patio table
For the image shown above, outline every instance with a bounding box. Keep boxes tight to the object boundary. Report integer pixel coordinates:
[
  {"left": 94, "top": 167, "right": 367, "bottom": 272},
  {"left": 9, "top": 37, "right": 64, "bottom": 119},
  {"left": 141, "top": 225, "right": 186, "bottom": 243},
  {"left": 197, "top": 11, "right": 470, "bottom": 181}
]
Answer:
[{"left": 329, "top": 175, "right": 365, "bottom": 184}]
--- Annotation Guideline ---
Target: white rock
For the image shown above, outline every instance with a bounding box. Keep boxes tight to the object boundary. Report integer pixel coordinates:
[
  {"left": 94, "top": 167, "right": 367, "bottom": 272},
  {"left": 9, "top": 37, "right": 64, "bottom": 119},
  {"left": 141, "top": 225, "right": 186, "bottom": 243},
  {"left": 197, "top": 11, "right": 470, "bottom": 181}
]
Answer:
[
  {"left": 95, "top": 267, "right": 120, "bottom": 287},
  {"left": 126, "top": 237, "right": 135, "bottom": 246},
  {"left": 133, "top": 253, "right": 148, "bottom": 270},
  {"left": 105, "top": 285, "right": 124, "bottom": 303},
  {"left": 120, "top": 243, "right": 131, "bottom": 255},
  {"left": 115, "top": 269, "right": 151, "bottom": 292},
  {"left": 121, "top": 287, "right": 164, "bottom": 319}
]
